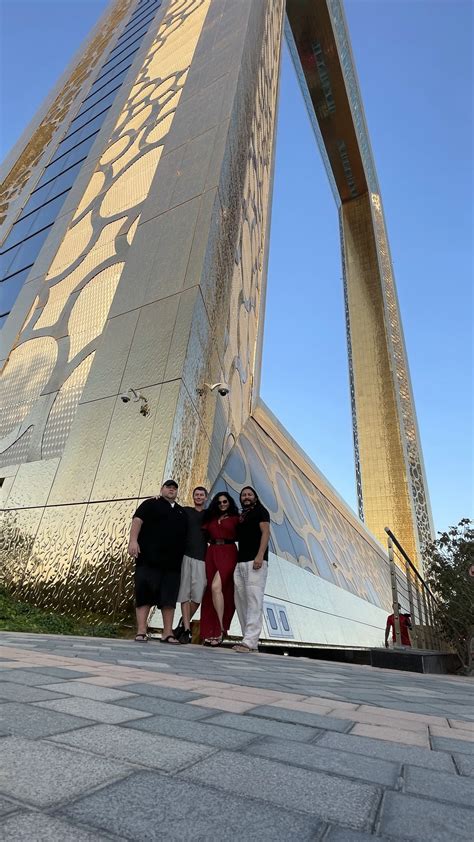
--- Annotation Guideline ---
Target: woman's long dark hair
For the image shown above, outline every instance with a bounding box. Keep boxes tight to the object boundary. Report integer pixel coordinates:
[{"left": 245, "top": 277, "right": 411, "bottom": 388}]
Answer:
[{"left": 202, "top": 491, "right": 239, "bottom": 524}]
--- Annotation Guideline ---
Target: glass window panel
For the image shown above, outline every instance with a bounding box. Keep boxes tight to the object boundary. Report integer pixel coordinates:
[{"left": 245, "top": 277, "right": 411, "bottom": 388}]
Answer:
[
  {"left": 92, "top": 53, "right": 135, "bottom": 89},
  {"left": 70, "top": 88, "right": 119, "bottom": 129},
  {"left": 1, "top": 211, "right": 40, "bottom": 251},
  {"left": 85, "top": 65, "right": 130, "bottom": 104},
  {"left": 266, "top": 607, "right": 278, "bottom": 631},
  {"left": 48, "top": 129, "right": 99, "bottom": 176},
  {"left": 30, "top": 192, "right": 68, "bottom": 233},
  {"left": 29, "top": 160, "right": 84, "bottom": 209},
  {"left": 279, "top": 610, "right": 290, "bottom": 632},
  {"left": 102, "top": 35, "right": 145, "bottom": 71},
  {"left": 113, "top": 20, "right": 150, "bottom": 53},
  {"left": 59, "top": 112, "right": 108, "bottom": 155},
  {"left": 83, "top": 74, "right": 124, "bottom": 108},
  {"left": 5, "top": 227, "right": 51, "bottom": 277},
  {"left": 0, "top": 267, "right": 32, "bottom": 313},
  {"left": 117, "top": 8, "right": 156, "bottom": 44}
]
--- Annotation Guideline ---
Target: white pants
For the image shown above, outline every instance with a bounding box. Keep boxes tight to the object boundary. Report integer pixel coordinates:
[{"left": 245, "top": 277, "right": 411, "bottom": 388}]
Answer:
[{"left": 233, "top": 560, "right": 268, "bottom": 650}]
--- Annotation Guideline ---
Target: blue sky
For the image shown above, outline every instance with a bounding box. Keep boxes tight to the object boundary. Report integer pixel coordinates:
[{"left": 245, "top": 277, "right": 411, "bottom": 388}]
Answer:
[{"left": 1, "top": 0, "right": 472, "bottom": 535}]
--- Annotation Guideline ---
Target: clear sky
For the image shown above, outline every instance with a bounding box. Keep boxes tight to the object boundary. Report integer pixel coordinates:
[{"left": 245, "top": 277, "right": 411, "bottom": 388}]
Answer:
[{"left": 1, "top": 0, "right": 472, "bottom": 536}]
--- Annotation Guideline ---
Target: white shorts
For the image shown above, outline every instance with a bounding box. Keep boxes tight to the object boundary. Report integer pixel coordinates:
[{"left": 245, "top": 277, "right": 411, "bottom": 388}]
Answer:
[{"left": 177, "top": 555, "right": 207, "bottom": 604}]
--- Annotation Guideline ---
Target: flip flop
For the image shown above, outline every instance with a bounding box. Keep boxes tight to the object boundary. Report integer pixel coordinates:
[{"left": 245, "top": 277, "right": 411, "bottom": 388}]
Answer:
[
  {"left": 134, "top": 633, "right": 148, "bottom": 642},
  {"left": 160, "top": 635, "right": 180, "bottom": 644}
]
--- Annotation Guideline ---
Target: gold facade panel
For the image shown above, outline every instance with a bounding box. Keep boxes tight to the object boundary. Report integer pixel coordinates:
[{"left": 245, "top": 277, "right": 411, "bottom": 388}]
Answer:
[
  {"left": 90, "top": 384, "right": 163, "bottom": 501},
  {"left": 342, "top": 195, "right": 418, "bottom": 564},
  {"left": 101, "top": 147, "right": 163, "bottom": 216},
  {"left": 65, "top": 500, "right": 137, "bottom": 615},
  {"left": 119, "top": 294, "right": 181, "bottom": 391},
  {"left": 0, "top": 507, "right": 44, "bottom": 592},
  {"left": 67, "top": 264, "right": 124, "bottom": 360},
  {"left": 47, "top": 396, "right": 116, "bottom": 505},
  {"left": 5, "top": 458, "right": 59, "bottom": 510},
  {"left": 48, "top": 212, "right": 94, "bottom": 276},
  {"left": 80, "top": 310, "right": 140, "bottom": 403},
  {"left": 139, "top": 379, "right": 181, "bottom": 498},
  {"left": 0, "top": 337, "right": 57, "bottom": 440},
  {"left": 20, "top": 504, "right": 87, "bottom": 608},
  {"left": 41, "top": 353, "right": 96, "bottom": 460}
]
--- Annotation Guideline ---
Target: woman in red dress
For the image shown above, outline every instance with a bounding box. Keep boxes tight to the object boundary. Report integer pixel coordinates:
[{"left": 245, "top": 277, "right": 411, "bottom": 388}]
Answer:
[{"left": 200, "top": 492, "right": 240, "bottom": 646}]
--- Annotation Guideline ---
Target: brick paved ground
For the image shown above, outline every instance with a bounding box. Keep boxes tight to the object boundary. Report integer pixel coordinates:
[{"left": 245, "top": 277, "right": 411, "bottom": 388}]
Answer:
[{"left": 1, "top": 632, "right": 473, "bottom": 840}]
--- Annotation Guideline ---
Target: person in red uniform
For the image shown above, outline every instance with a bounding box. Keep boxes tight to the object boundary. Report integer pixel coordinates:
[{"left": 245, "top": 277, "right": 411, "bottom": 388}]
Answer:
[
  {"left": 200, "top": 492, "right": 240, "bottom": 646},
  {"left": 385, "top": 603, "right": 412, "bottom": 647}
]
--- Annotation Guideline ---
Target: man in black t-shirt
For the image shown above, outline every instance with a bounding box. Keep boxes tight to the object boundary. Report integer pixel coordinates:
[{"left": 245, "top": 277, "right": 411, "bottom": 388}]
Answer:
[
  {"left": 128, "top": 479, "right": 187, "bottom": 643},
  {"left": 233, "top": 486, "right": 270, "bottom": 653},
  {"left": 173, "top": 486, "right": 208, "bottom": 644}
]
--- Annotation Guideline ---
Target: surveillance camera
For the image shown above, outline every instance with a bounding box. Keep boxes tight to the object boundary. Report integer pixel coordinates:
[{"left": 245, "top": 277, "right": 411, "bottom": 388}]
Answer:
[
  {"left": 217, "top": 384, "right": 229, "bottom": 396},
  {"left": 120, "top": 393, "right": 131, "bottom": 403}
]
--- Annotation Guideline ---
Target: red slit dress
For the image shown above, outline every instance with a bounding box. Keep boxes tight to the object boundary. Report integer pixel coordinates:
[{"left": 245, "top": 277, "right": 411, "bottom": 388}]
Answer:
[{"left": 200, "top": 515, "right": 239, "bottom": 640}]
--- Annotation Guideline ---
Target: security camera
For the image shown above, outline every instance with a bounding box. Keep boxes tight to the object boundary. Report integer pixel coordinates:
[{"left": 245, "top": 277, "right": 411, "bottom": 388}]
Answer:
[
  {"left": 196, "top": 382, "right": 230, "bottom": 397},
  {"left": 216, "top": 383, "right": 230, "bottom": 396},
  {"left": 120, "top": 387, "right": 149, "bottom": 415}
]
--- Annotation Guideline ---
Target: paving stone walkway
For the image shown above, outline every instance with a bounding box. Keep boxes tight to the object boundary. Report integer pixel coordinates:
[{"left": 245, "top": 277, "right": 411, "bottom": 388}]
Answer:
[{"left": 1, "top": 632, "right": 473, "bottom": 840}]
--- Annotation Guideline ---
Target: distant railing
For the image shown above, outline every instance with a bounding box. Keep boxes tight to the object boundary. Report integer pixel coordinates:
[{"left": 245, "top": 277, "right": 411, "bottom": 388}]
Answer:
[{"left": 384, "top": 527, "right": 443, "bottom": 650}]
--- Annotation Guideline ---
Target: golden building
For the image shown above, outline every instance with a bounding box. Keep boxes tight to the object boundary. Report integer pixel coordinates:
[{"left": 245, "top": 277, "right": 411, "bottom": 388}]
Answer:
[{"left": 0, "top": 0, "right": 433, "bottom": 640}]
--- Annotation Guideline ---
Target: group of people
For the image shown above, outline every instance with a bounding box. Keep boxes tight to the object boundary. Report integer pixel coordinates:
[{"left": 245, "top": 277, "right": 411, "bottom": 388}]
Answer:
[{"left": 127, "top": 479, "right": 270, "bottom": 652}]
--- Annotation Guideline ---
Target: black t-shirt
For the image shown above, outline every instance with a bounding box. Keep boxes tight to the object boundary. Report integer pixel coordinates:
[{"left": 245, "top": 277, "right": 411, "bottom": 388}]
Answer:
[
  {"left": 133, "top": 497, "right": 187, "bottom": 569},
  {"left": 237, "top": 503, "right": 270, "bottom": 562},
  {"left": 184, "top": 507, "right": 207, "bottom": 561}
]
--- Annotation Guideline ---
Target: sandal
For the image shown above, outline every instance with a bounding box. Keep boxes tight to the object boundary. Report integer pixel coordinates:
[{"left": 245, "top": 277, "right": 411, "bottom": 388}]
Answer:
[
  {"left": 210, "top": 632, "right": 224, "bottom": 647},
  {"left": 232, "top": 643, "right": 255, "bottom": 653},
  {"left": 134, "top": 633, "right": 148, "bottom": 642},
  {"left": 160, "top": 634, "right": 180, "bottom": 645}
]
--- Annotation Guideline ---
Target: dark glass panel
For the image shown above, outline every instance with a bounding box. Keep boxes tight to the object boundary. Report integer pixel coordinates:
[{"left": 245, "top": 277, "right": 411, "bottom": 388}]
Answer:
[
  {"left": 48, "top": 126, "right": 100, "bottom": 175},
  {"left": 0, "top": 314, "right": 7, "bottom": 328},
  {"left": 92, "top": 50, "right": 138, "bottom": 89},
  {"left": 71, "top": 87, "right": 119, "bottom": 126},
  {"left": 55, "top": 120, "right": 102, "bottom": 159},
  {"left": 1, "top": 211, "right": 39, "bottom": 251},
  {"left": 1, "top": 227, "right": 51, "bottom": 278},
  {"left": 0, "top": 267, "right": 33, "bottom": 313},
  {"left": 29, "top": 160, "right": 84, "bottom": 209}
]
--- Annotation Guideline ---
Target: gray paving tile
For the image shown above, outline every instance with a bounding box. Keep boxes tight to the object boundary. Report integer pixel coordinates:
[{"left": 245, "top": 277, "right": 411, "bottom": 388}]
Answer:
[
  {"left": 108, "top": 694, "right": 213, "bottom": 719},
  {"left": 326, "top": 830, "right": 384, "bottom": 841},
  {"left": 0, "top": 811, "right": 110, "bottom": 841},
  {"left": 0, "top": 701, "right": 93, "bottom": 738},
  {"left": 49, "top": 722, "right": 215, "bottom": 770},
  {"left": 119, "top": 682, "right": 201, "bottom": 702},
  {"left": 0, "top": 682, "right": 66, "bottom": 703},
  {"left": 124, "top": 714, "right": 260, "bottom": 749},
  {"left": 455, "top": 754, "right": 474, "bottom": 776},
  {"left": 201, "top": 711, "right": 321, "bottom": 742},
  {"left": 179, "top": 750, "right": 380, "bottom": 828},
  {"left": 247, "top": 704, "right": 353, "bottom": 732},
  {"left": 380, "top": 791, "right": 474, "bottom": 840},
  {"left": 34, "top": 697, "right": 151, "bottom": 723},
  {"left": 0, "top": 669, "right": 70, "bottom": 686},
  {"left": 0, "top": 795, "right": 17, "bottom": 817},
  {"left": 316, "top": 731, "right": 456, "bottom": 772},
  {"left": 404, "top": 764, "right": 474, "bottom": 806},
  {"left": 245, "top": 738, "right": 400, "bottom": 786},
  {"left": 0, "top": 736, "right": 132, "bottom": 807},
  {"left": 431, "top": 736, "right": 474, "bottom": 756},
  {"left": 61, "top": 769, "right": 323, "bottom": 840},
  {"left": 40, "top": 681, "right": 137, "bottom": 702},
  {"left": 26, "top": 667, "right": 94, "bottom": 679}
]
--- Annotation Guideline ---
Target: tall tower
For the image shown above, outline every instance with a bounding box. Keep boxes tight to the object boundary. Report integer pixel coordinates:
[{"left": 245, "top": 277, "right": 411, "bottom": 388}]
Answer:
[{"left": 0, "top": 0, "right": 432, "bottom": 624}]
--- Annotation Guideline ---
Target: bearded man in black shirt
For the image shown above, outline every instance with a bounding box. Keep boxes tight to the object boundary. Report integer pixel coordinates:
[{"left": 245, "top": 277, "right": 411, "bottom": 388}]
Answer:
[
  {"left": 128, "top": 480, "right": 187, "bottom": 643},
  {"left": 233, "top": 486, "right": 270, "bottom": 653}
]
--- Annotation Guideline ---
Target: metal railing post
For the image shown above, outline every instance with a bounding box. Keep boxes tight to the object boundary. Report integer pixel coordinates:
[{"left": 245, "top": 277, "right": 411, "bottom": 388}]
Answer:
[
  {"left": 387, "top": 535, "right": 401, "bottom": 646},
  {"left": 405, "top": 560, "right": 418, "bottom": 648}
]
